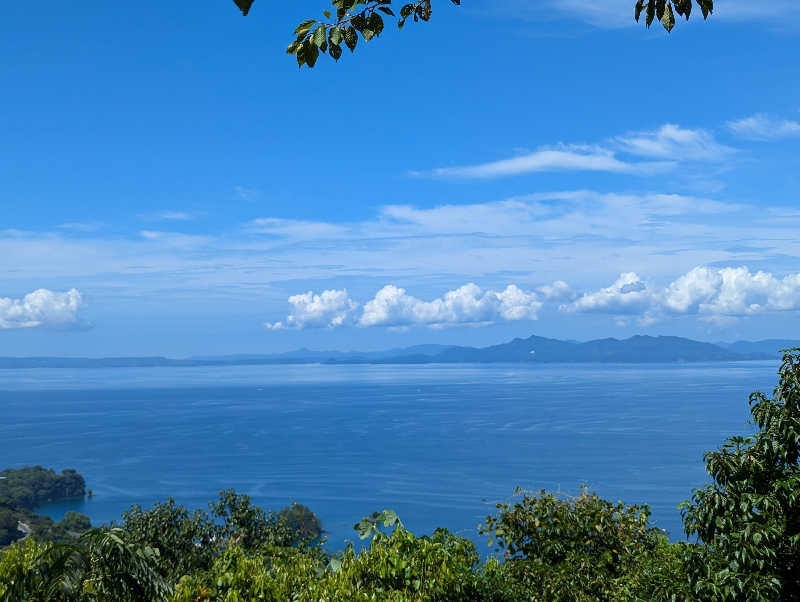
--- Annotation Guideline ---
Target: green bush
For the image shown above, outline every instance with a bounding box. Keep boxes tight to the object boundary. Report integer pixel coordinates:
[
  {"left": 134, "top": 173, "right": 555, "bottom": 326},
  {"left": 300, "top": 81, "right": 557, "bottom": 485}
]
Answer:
[
  {"left": 480, "top": 488, "right": 689, "bottom": 601},
  {"left": 681, "top": 348, "right": 800, "bottom": 601}
]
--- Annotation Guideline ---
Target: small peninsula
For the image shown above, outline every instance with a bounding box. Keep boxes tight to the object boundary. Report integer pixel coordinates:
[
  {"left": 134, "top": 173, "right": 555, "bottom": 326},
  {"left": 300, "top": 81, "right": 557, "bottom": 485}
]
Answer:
[{"left": 0, "top": 466, "right": 90, "bottom": 547}]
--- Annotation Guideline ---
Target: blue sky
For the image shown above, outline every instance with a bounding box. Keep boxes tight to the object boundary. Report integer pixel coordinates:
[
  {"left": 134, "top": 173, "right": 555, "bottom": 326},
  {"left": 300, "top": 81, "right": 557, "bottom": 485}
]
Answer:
[{"left": 2, "top": 0, "right": 800, "bottom": 356}]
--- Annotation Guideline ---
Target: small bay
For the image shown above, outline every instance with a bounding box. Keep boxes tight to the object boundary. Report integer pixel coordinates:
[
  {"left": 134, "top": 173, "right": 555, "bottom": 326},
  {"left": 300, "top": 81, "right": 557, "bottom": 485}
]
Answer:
[{"left": 0, "top": 361, "right": 778, "bottom": 551}]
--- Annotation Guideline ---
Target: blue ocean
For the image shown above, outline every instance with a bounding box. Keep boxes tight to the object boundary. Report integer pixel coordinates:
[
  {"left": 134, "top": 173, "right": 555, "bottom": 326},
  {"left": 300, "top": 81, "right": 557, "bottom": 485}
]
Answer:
[{"left": 0, "top": 361, "right": 779, "bottom": 551}]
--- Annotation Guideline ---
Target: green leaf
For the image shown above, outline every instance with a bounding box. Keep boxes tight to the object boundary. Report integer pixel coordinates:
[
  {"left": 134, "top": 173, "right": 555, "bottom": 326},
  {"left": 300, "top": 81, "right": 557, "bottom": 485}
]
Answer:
[
  {"left": 329, "top": 26, "right": 343, "bottom": 46},
  {"left": 232, "top": 0, "right": 254, "bottom": 16},
  {"left": 661, "top": 2, "right": 675, "bottom": 31},
  {"left": 294, "top": 19, "right": 317, "bottom": 37},
  {"left": 312, "top": 24, "right": 327, "bottom": 47},
  {"left": 344, "top": 26, "right": 358, "bottom": 51},
  {"left": 304, "top": 40, "right": 320, "bottom": 67},
  {"left": 645, "top": 1, "right": 656, "bottom": 26},
  {"left": 634, "top": 0, "right": 645, "bottom": 21}
]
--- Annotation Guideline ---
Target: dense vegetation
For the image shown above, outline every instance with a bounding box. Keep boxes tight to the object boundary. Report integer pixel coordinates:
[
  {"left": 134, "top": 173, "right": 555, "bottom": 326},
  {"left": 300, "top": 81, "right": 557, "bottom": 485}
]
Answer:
[
  {"left": 0, "top": 467, "right": 85, "bottom": 510},
  {"left": 0, "top": 467, "right": 88, "bottom": 547},
  {"left": 2, "top": 348, "right": 798, "bottom": 601}
]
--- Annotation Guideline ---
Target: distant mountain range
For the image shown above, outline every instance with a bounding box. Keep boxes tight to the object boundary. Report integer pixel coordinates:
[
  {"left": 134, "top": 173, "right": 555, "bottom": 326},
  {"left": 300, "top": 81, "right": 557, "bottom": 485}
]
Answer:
[{"left": 1, "top": 335, "right": 797, "bottom": 369}]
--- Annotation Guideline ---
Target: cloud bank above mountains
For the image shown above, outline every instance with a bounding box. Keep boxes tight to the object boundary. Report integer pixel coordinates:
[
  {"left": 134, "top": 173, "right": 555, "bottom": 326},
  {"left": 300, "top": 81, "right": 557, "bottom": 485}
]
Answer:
[
  {"left": 4, "top": 115, "right": 800, "bottom": 343},
  {"left": 265, "top": 266, "right": 800, "bottom": 331},
  {"left": 0, "top": 289, "right": 85, "bottom": 330}
]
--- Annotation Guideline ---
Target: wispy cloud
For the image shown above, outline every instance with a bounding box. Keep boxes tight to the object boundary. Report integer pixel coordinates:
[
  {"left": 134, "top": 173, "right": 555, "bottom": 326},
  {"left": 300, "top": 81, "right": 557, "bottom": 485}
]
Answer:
[
  {"left": 245, "top": 218, "right": 348, "bottom": 240},
  {"left": 234, "top": 186, "right": 263, "bottom": 202},
  {"left": 57, "top": 222, "right": 104, "bottom": 233},
  {"left": 727, "top": 113, "right": 800, "bottom": 140},
  {"left": 2, "top": 190, "right": 798, "bottom": 312},
  {"left": 0, "top": 288, "right": 87, "bottom": 330},
  {"left": 614, "top": 124, "right": 735, "bottom": 160},
  {"left": 154, "top": 211, "right": 195, "bottom": 221},
  {"left": 416, "top": 146, "right": 669, "bottom": 179},
  {"left": 416, "top": 124, "right": 730, "bottom": 180}
]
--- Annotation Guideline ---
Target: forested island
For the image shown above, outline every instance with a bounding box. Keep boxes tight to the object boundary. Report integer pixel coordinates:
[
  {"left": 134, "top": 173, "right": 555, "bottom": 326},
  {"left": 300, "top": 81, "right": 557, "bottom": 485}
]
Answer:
[{"left": 2, "top": 350, "right": 799, "bottom": 601}]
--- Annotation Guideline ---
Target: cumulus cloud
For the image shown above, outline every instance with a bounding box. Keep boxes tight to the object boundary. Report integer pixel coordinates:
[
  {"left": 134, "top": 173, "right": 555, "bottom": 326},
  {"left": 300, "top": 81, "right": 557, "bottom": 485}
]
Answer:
[
  {"left": 562, "top": 273, "right": 652, "bottom": 315},
  {"left": 359, "top": 284, "right": 542, "bottom": 328},
  {"left": 267, "top": 284, "right": 543, "bottom": 330},
  {"left": 536, "top": 280, "right": 575, "bottom": 301},
  {"left": 0, "top": 289, "right": 85, "bottom": 330},
  {"left": 562, "top": 267, "right": 800, "bottom": 324},
  {"left": 265, "top": 289, "right": 358, "bottom": 330},
  {"left": 727, "top": 113, "right": 800, "bottom": 140}
]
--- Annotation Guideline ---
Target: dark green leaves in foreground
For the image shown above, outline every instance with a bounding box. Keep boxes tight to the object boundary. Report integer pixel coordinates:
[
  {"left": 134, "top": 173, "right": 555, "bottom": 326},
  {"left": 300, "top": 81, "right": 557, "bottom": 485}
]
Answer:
[
  {"left": 635, "top": 0, "right": 713, "bottom": 32},
  {"left": 233, "top": 0, "right": 714, "bottom": 66},
  {"left": 681, "top": 349, "right": 800, "bottom": 601},
  {"left": 284, "top": 1, "right": 461, "bottom": 68}
]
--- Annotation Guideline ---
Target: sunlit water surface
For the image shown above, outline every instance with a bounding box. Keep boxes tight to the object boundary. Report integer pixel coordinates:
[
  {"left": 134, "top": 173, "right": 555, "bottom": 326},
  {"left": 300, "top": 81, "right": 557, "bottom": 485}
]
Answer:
[{"left": 0, "top": 361, "right": 779, "bottom": 551}]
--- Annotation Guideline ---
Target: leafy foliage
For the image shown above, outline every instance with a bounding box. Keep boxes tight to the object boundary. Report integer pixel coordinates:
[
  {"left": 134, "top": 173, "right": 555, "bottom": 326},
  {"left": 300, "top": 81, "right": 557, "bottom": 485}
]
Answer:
[
  {"left": 681, "top": 348, "right": 800, "bottom": 601},
  {"left": 233, "top": 0, "right": 714, "bottom": 67},
  {"left": 480, "top": 487, "right": 689, "bottom": 600},
  {"left": 0, "top": 467, "right": 88, "bottom": 547},
  {"left": 175, "top": 510, "right": 502, "bottom": 601},
  {"left": 113, "top": 498, "right": 218, "bottom": 582},
  {"left": 0, "top": 528, "right": 171, "bottom": 602},
  {"left": 634, "top": 0, "right": 713, "bottom": 32},
  {"left": 112, "top": 490, "right": 323, "bottom": 583}
]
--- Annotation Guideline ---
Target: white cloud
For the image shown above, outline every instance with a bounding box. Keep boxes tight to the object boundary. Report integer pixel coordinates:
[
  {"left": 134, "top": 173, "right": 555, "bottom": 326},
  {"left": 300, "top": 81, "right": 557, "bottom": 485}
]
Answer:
[
  {"left": 416, "top": 124, "right": 731, "bottom": 180},
  {"left": 3, "top": 191, "right": 799, "bottom": 311},
  {"left": 245, "top": 218, "right": 348, "bottom": 240},
  {"left": 614, "top": 124, "right": 734, "bottom": 161},
  {"left": 359, "top": 284, "right": 542, "bottom": 328},
  {"left": 664, "top": 266, "right": 800, "bottom": 316},
  {"left": 561, "top": 272, "right": 653, "bottom": 315},
  {"left": 727, "top": 113, "right": 800, "bottom": 140},
  {"left": 265, "top": 289, "right": 358, "bottom": 330},
  {"left": 0, "top": 289, "right": 85, "bottom": 330},
  {"left": 418, "top": 146, "right": 665, "bottom": 179},
  {"left": 267, "top": 283, "right": 543, "bottom": 330},
  {"left": 57, "top": 222, "right": 103, "bottom": 232},
  {"left": 154, "top": 211, "right": 194, "bottom": 221},
  {"left": 268, "top": 267, "right": 800, "bottom": 331},
  {"left": 536, "top": 280, "right": 575, "bottom": 301},
  {"left": 234, "top": 186, "right": 263, "bottom": 202},
  {"left": 562, "top": 266, "right": 800, "bottom": 324}
]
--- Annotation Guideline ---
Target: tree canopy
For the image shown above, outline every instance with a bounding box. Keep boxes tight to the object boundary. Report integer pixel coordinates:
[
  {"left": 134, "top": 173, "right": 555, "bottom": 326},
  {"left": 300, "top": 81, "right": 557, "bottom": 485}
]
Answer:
[{"left": 232, "top": 0, "right": 714, "bottom": 68}]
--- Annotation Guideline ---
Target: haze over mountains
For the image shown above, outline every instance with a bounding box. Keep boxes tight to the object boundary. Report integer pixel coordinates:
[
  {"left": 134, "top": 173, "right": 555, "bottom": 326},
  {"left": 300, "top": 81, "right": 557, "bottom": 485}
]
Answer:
[{"left": 1, "top": 335, "right": 796, "bottom": 369}]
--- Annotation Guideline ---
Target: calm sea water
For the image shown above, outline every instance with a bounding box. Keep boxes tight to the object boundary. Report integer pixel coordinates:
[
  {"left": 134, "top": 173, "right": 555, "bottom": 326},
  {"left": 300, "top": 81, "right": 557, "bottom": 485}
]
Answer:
[{"left": 0, "top": 362, "right": 779, "bottom": 551}]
